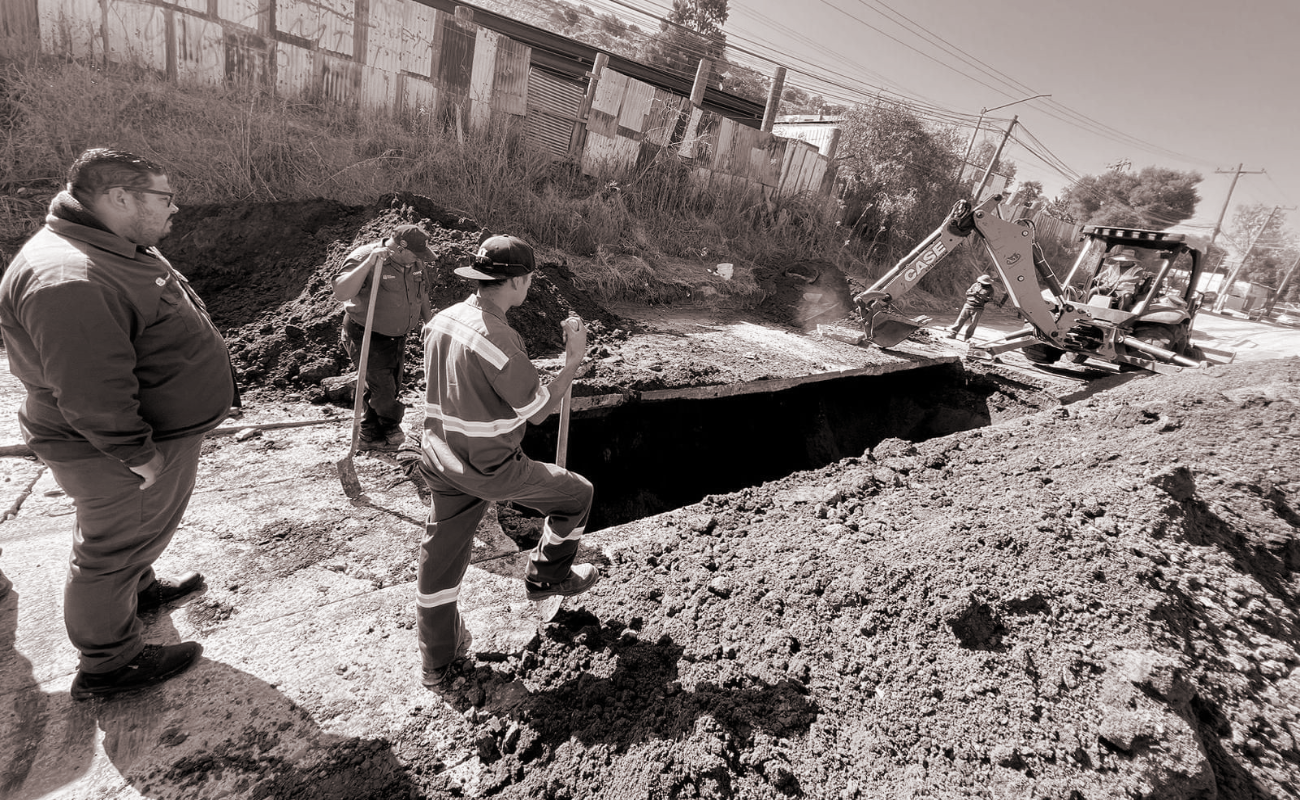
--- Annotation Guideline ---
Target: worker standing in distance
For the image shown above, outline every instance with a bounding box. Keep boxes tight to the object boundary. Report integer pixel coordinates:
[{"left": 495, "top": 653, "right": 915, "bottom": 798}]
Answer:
[
  {"left": 332, "top": 224, "right": 435, "bottom": 451},
  {"left": 946, "top": 274, "right": 1000, "bottom": 341},
  {"left": 409, "top": 235, "right": 598, "bottom": 689},
  {"left": 0, "top": 148, "right": 236, "bottom": 700}
]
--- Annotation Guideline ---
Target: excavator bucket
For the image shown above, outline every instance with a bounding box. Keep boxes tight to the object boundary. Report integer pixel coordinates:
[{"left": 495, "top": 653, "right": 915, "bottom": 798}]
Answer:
[{"left": 866, "top": 311, "right": 929, "bottom": 348}]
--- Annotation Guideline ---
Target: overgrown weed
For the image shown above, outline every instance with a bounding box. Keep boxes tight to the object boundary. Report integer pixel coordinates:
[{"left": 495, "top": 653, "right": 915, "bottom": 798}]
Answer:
[{"left": 0, "top": 54, "right": 949, "bottom": 303}]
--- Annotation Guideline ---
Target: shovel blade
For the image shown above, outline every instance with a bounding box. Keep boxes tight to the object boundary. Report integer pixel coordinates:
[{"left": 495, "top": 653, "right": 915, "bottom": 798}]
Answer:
[
  {"left": 868, "top": 312, "right": 927, "bottom": 348},
  {"left": 535, "top": 595, "right": 564, "bottom": 623},
  {"left": 336, "top": 454, "right": 363, "bottom": 499}
]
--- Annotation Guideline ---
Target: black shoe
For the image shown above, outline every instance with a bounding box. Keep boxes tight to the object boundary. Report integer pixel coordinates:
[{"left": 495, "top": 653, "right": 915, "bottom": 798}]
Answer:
[
  {"left": 137, "top": 571, "right": 203, "bottom": 614},
  {"left": 70, "top": 642, "right": 203, "bottom": 701},
  {"left": 358, "top": 435, "right": 400, "bottom": 452},
  {"left": 525, "top": 564, "right": 600, "bottom": 602}
]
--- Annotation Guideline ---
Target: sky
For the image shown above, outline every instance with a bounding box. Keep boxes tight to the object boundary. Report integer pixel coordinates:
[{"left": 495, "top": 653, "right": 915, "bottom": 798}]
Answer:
[{"left": 582, "top": 0, "right": 1300, "bottom": 252}]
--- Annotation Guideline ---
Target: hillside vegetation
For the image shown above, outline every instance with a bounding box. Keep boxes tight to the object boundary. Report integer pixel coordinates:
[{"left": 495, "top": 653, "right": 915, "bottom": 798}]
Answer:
[{"left": 0, "top": 55, "right": 994, "bottom": 308}]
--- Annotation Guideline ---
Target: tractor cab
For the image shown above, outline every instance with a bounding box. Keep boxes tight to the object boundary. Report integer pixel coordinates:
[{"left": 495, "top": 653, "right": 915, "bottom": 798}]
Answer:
[{"left": 1062, "top": 226, "right": 1206, "bottom": 325}]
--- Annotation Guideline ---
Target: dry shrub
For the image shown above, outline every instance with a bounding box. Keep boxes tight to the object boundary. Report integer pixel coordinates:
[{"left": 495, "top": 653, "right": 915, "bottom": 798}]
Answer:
[{"left": 0, "top": 54, "right": 859, "bottom": 290}]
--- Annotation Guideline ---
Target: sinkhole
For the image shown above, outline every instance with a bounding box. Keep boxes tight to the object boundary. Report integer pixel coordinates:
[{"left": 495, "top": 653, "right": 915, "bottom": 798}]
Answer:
[{"left": 520, "top": 362, "right": 1051, "bottom": 532}]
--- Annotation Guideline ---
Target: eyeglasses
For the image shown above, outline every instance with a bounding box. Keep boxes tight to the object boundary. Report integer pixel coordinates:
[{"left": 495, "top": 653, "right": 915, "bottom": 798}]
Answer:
[{"left": 109, "top": 186, "right": 177, "bottom": 205}]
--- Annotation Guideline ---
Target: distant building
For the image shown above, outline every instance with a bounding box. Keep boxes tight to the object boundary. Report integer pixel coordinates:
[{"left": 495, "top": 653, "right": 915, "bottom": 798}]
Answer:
[{"left": 772, "top": 115, "right": 842, "bottom": 158}]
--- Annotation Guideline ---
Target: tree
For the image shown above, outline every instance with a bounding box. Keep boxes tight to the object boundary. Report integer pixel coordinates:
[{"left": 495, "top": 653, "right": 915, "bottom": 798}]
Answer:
[
  {"left": 639, "top": 0, "right": 728, "bottom": 81},
  {"left": 833, "top": 99, "right": 962, "bottom": 256},
  {"left": 668, "top": 0, "right": 727, "bottom": 38},
  {"left": 1229, "top": 204, "right": 1291, "bottom": 285},
  {"left": 1057, "top": 166, "right": 1201, "bottom": 228}
]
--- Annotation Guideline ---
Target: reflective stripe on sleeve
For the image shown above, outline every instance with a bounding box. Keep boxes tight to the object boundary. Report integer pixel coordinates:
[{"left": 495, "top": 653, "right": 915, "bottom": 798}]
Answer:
[
  {"left": 514, "top": 385, "right": 550, "bottom": 420},
  {"left": 425, "top": 403, "right": 527, "bottom": 438},
  {"left": 430, "top": 315, "right": 509, "bottom": 370},
  {"left": 417, "top": 585, "right": 460, "bottom": 608}
]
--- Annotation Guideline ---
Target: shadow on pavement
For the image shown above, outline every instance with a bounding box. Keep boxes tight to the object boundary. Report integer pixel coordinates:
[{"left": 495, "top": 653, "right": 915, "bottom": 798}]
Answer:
[{"left": 0, "top": 588, "right": 97, "bottom": 800}]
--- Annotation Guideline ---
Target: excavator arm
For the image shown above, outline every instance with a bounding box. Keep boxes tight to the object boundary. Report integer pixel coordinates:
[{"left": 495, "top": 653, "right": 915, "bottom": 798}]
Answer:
[
  {"left": 852, "top": 198, "right": 980, "bottom": 347},
  {"left": 852, "top": 194, "right": 1217, "bottom": 371}
]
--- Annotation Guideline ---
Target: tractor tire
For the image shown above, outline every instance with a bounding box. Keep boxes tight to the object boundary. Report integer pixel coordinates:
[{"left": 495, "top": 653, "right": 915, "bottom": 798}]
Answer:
[
  {"left": 1022, "top": 343, "right": 1064, "bottom": 364},
  {"left": 1129, "top": 324, "right": 1179, "bottom": 353},
  {"left": 1119, "top": 324, "right": 1180, "bottom": 372}
]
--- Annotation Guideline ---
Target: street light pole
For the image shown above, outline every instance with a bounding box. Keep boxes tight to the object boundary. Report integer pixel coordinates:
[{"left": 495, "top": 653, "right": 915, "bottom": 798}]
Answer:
[{"left": 957, "top": 93, "right": 1050, "bottom": 184}]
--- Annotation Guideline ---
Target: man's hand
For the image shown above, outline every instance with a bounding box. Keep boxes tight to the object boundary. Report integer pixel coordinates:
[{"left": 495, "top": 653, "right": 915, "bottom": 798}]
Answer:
[
  {"left": 129, "top": 451, "right": 165, "bottom": 491},
  {"left": 562, "top": 316, "right": 587, "bottom": 366}
]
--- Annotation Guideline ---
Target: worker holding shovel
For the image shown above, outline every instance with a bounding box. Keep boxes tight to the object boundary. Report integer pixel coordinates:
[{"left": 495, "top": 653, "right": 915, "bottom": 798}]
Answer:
[
  {"left": 333, "top": 224, "right": 435, "bottom": 451},
  {"left": 409, "top": 235, "right": 597, "bottom": 689}
]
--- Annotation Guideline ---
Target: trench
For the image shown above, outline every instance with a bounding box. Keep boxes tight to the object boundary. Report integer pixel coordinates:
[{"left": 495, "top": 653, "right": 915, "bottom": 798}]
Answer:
[{"left": 520, "top": 362, "right": 1052, "bottom": 531}]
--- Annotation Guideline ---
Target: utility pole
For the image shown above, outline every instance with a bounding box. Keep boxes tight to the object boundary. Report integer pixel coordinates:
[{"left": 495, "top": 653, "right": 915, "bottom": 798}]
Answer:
[
  {"left": 1206, "top": 164, "right": 1265, "bottom": 280},
  {"left": 957, "top": 94, "right": 1049, "bottom": 183},
  {"left": 1263, "top": 251, "right": 1300, "bottom": 317},
  {"left": 973, "top": 115, "right": 1017, "bottom": 203},
  {"left": 1212, "top": 204, "right": 1293, "bottom": 313}
]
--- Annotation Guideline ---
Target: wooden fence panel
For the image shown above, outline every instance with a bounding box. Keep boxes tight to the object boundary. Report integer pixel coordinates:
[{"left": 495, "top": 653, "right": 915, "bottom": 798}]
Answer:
[
  {"left": 526, "top": 66, "right": 584, "bottom": 159},
  {"left": 23, "top": 0, "right": 836, "bottom": 202},
  {"left": 175, "top": 12, "right": 226, "bottom": 84},
  {"left": 617, "top": 76, "right": 655, "bottom": 136},
  {"left": 217, "top": 0, "right": 260, "bottom": 31},
  {"left": 105, "top": 1, "right": 166, "bottom": 71},
  {"left": 586, "top": 69, "right": 626, "bottom": 139},
  {"left": 1, "top": 0, "right": 40, "bottom": 52},
  {"left": 399, "top": 0, "right": 435, "bottom": 77},
  {"left": 491, "top": 34, "right": 529, "bottom": 118},
  {"left": 39, "top": 0, "right": 101, "bottom": 60},
  {"left": 366, "top": 0, "right": 403, "bottom": 75},
  {"left": 468, "top": 26, "right": 497, "bottom": 129}
]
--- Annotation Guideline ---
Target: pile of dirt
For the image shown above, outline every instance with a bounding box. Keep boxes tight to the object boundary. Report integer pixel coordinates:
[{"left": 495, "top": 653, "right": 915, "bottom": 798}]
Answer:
[
  {"left": 386, "top": 358, "right": 1300, "bottom": 799},
  {"left": 169, "top": 193, "right": 627, "bottom": 402}
]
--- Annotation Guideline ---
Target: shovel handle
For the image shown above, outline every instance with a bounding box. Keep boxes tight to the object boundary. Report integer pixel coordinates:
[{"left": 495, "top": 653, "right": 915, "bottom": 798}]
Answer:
[
  {"left": 556, "top": 386, "right": 572, "bottom": 468},
  {"left": 347, "top": 256, "right": 386, "bottom": 455}
]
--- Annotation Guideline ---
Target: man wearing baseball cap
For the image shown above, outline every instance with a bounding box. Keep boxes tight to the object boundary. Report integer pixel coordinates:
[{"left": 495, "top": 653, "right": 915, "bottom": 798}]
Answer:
[
  {"left": 332, "top": 224, "right": 435, "bottom": 450},
  {"left": 409, "top": 234, "right": 597, "bottom": 688}
]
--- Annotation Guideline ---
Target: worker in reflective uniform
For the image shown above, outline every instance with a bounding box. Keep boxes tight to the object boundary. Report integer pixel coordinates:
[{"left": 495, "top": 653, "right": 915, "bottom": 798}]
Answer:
[{"left": 410, "top": 235, "right": 598, "bottom": 688}]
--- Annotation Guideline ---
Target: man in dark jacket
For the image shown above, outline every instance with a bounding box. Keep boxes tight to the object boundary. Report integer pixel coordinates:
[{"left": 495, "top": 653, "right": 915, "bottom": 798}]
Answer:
[
  {"left": 0, "top": 148, "right": 237, "bottom": 700},
  {"left": 332, "top": 225, "right": 435, "bottom": 451},
  {"left": 946, "top": 274, "right": 999, "bottom": 341}
]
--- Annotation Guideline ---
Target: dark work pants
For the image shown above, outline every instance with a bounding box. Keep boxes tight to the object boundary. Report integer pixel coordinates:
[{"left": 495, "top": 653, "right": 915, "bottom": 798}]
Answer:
[
  {"left": 42, "top": 434, "right": 204, "bottom": 673},
  {"left": 342, "top": 317, "right": 407, "bottom": 439},
  {"left": 951, "top": 303, "right": 986, "bottom": 340},
  {"left": 414, "top": 456, "right": 593, "bottom": 671}
]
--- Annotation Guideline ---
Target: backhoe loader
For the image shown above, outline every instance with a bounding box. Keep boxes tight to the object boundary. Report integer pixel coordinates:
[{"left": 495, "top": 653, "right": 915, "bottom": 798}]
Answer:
[{"left": 851, "top": 194, "right": 1234, "bottom": 373}]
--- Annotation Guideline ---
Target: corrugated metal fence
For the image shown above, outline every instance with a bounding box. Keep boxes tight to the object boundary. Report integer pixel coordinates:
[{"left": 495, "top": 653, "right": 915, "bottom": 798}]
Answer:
[{"left": 3, "top": 0, "right": 836, "bottom": 203}]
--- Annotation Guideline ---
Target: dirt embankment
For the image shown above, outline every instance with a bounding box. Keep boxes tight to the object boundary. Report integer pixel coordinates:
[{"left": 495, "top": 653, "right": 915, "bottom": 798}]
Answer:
[
  {"left": 166, "top": 193, "right": 853, "bottom": 405},
  {"left": 402, "top": 359, "right": 1300, "bottom": 799},
  {"left": 170, "top": 193, "right": 627, "bottom": 402}
]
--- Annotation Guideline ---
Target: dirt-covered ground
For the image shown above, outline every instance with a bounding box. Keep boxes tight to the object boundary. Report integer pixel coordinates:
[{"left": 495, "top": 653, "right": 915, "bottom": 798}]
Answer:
[
  {"left": 444, "top": 358, "right": 1299, "bottom": 800},
  {"left": 3, "top": 194, "right": 1300, "bottom": 800}
]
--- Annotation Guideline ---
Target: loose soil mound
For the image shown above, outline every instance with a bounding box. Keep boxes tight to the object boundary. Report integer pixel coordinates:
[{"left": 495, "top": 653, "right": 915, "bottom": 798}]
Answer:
[
  {"left": 397, "top": 358, "right": 1300, "bottom": 799},
  {"left": 169, "top": 193, "right": 627, "bottom": 402}
]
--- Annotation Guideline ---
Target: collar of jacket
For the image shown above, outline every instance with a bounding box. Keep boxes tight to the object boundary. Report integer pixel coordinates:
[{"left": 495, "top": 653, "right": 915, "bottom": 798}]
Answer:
[{"left": 46, "top": 190, "right": 156, "bottom": 261}]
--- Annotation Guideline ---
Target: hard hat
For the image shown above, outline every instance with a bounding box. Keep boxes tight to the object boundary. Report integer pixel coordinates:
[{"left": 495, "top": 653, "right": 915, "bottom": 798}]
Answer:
[{"left": 977, "top": 275, "right": 993, "bottom": 284}]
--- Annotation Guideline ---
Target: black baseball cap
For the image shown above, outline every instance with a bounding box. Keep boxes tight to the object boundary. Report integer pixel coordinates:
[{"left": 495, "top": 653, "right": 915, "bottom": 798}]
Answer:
[{"left": 455, "top": 235, "right": 536, "bottom": 280}]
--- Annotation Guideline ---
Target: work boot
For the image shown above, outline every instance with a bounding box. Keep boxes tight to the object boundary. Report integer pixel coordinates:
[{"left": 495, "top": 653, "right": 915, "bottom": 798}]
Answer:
[
  {"left": 384, "top": 428, "right": 408, "bottom": 447},
  {"left": 137, "top": 571, "right": 203, "bottom": 614},
  {"left": 525, "top": 563, "right": 600, "bottom": 602},
  {"left": 358, "top": 434, "right": 399, "bottom": 452},
  {"left": 422, "top": 622, "right": 473, "bottom": 689},
  {"left": 70, "top": 641, "right": 203, "bottom": 701}
]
